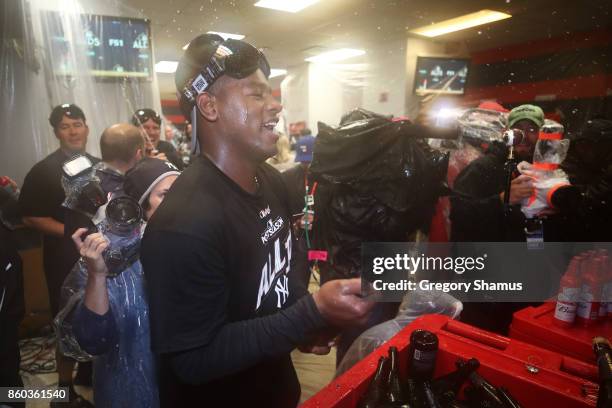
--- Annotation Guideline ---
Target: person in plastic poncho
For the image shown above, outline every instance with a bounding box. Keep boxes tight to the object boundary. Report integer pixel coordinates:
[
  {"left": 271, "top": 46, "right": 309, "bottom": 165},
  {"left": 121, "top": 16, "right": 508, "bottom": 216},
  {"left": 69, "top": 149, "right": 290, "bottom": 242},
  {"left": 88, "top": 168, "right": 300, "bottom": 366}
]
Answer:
[{"left": 55, "top": 158, "right": 180, "bottom": 408}]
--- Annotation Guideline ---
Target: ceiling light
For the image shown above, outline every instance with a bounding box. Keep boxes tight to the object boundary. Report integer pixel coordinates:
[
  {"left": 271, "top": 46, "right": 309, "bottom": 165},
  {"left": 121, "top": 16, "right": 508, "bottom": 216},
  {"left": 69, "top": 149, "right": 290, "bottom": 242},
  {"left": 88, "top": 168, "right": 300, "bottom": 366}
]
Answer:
[
  {"left": 206, "top": 31, "right": 246, "bottom": 40},
  {"left": 269, "top": 69, "right": 287, "bottom": 78},
  {"left": 305, "top": 48, "right": 366, "bottom": 63},
  {"left": 410, "top": 9, "right": 511, "bottom": 37},
  {"left": 155, "top": 61, "right": 178, "bottom": 73},
  {"left": 254, "top": 0, "right": 319, "bottom": 13}
]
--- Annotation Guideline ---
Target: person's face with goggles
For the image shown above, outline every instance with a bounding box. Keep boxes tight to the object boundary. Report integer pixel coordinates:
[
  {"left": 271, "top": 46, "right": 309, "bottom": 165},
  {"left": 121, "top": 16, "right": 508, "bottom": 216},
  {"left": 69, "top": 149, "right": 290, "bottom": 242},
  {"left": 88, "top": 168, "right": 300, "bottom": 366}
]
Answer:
[
  {"left": 191, "top": 40, "right": 282, "bottom": 161},
  {"left": 135, "top": 111, "right": 162, "bottom": 146},
  {"left": 510, "top": 119, "right": 540, "bottom": 159}
]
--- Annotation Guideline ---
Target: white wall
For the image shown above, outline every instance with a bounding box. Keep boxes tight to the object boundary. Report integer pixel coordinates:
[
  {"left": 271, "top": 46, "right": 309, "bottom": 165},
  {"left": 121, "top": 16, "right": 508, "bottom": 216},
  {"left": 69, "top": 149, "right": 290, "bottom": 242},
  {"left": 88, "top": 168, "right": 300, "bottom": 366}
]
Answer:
[
  {"left": 308, "top": 62, "right": 356, "bottom": 131},
  {"left": 277, "top": 36, "right": 469, "bottom": 138},
  {"left": 280, "top": 63, "right": 309, "bottom": 135},
  {"left": 361, "top": 38, "right": 407, "bottom": 117}
]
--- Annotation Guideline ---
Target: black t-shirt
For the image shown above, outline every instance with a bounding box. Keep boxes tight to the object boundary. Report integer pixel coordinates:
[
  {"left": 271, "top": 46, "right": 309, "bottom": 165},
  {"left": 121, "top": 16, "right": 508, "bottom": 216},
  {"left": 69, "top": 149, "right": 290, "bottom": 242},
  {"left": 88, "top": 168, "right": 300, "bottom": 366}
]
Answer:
[
  {"left": 0, "top": 223, "right": 24, "bottom": 323},
  {"left": 19, "top": 149, "right": 100, "bottom": 273},
  {"left": 141, "top": 156, "right": 326, "bottom": 407},
  {"left": 157, "top": 140, "right": 184, "bottom": 170}
]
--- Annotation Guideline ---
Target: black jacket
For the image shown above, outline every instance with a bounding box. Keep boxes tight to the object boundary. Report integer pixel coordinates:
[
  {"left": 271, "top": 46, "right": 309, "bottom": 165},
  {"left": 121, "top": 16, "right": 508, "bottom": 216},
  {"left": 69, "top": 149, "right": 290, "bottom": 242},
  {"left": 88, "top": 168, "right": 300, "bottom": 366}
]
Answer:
[{"left": 559, "top": 118, "right": 612, "bottom": 241}]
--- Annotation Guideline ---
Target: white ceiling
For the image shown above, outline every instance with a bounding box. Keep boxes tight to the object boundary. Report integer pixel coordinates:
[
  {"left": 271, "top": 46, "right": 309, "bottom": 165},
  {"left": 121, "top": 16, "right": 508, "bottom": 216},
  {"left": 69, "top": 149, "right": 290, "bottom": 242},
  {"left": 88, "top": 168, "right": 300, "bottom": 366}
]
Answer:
[{"left": 120, "top": 0, "right": 611, "bottom": 97}]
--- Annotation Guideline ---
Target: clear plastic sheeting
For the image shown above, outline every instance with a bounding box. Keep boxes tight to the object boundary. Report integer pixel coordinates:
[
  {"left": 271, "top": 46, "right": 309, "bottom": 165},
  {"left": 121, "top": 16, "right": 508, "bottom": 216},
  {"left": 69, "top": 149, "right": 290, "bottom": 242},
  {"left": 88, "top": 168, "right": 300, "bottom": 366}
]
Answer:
[
  {"left": 61, "top": 166, "right": 100, "bottom": 213},
  {"left": 457, "top": 108, "right": 507, "bottom": 145},
  {"left": 517, "top": 131, "right": 571, "bottom": 219},
  {"left": 0, "top": 0, "right": 161, "bottom": 184},
  {"left": 55, "top": 258, "right": 157, "bottom": 407},
  {"left": 542, "top": 119, "right": 565, "bottom": 135},
  {"left": 336, "top": 289, "right": 462, "bottom": 376}
]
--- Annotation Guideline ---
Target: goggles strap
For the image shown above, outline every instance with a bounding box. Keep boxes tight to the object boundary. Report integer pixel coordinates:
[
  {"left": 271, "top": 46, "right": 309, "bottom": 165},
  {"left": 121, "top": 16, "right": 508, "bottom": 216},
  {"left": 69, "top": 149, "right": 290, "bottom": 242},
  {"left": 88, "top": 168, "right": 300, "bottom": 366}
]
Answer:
[{"left": 191, "top": 105, "right": 200, "bottom": 155}]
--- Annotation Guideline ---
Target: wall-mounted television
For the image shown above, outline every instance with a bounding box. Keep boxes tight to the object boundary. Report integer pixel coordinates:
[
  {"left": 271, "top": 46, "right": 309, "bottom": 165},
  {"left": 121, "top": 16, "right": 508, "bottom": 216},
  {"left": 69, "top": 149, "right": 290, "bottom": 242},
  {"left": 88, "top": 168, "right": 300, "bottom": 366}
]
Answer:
[
  {"left": 47, "top": 12, "right": 152, "bottom": 78},
  {"left": 413, "top": 57, "right": 470, "bottom": 95}
]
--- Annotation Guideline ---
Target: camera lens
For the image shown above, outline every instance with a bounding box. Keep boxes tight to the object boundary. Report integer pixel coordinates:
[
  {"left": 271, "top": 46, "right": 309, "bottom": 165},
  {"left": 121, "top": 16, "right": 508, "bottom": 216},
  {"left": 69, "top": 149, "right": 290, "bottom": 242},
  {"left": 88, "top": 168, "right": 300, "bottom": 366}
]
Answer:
[{"left": 105, "top": 196, "right": 142, "bottom": 236}]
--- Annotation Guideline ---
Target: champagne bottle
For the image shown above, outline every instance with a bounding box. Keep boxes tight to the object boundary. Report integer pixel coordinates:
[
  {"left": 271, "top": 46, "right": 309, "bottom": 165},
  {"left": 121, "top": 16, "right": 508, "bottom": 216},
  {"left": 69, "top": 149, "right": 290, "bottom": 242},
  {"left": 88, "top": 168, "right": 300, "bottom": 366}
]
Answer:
[
  {"left": 432, "top": 358, "right": 480, "bottom": 404},
  {"left": 387, "top": 346, "right": 408, "bottom": 404},
  {"left": 408, "top": 330, "right": 439, "bottom": 381},
  {"left": 358, "top": 356, "right": 389, "bottom": 408}
]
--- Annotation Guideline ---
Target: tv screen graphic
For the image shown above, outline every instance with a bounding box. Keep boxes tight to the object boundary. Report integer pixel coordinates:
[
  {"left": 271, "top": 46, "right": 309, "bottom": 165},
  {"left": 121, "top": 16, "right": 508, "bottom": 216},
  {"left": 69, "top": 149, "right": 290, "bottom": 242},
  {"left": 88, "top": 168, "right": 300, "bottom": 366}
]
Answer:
[
  {"left": 47, "top": 12, "right": 152, "bottom": 78},
  {"left": 414, "top": 57, "right": 469, "bottom": 95}
]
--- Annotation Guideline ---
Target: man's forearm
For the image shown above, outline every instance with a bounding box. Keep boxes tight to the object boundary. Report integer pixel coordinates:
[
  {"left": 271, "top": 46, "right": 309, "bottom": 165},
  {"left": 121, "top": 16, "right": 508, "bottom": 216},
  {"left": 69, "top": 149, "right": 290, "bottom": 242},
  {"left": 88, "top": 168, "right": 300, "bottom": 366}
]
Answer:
[
  {"left": 167, "top": 295, "right": 326, "bottom": 385},
  {"left": 22, "top": 216, "right": 64, "bottom": 237}
]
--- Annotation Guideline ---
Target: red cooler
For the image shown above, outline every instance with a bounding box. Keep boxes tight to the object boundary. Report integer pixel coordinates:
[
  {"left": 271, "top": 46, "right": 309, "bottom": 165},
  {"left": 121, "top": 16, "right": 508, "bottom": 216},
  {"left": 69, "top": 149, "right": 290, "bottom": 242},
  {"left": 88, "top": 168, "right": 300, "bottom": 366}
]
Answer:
[
  {"left": 303, "top": 314, "right": 598, "bottom": 408},
  {"left": 511, "top": 302, "right": 612, "bottom": 364}
]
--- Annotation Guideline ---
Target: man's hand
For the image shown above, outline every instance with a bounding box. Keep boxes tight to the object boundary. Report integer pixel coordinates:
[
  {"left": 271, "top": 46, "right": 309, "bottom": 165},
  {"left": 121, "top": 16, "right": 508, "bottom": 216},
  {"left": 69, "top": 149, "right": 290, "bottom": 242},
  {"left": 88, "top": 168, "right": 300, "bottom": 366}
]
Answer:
[
  {"left": 72, "top": 228, "right": 109, "bottom": 277},
  {"left": 312, "top": 278, "right": 374, "bottom": 328},
  {"left": 500, "top": 174, "right": 534, "bottom": 205},
  {"left": 152, "top": 152, "right": 168, "bottom": 161},
  {"left": 298, "top": 330, "right": 338, "bottom": 355}
]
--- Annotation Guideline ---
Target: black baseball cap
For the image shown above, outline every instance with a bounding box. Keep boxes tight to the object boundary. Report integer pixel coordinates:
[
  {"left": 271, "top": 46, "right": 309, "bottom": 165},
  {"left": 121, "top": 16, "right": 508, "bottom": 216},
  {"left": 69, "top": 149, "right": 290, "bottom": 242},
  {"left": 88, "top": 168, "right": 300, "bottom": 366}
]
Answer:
[
  {"left": 124, "top": 158, "right": 180, "bottom": 205},
  {"left": 49, "top": 104, "right": 86, "bottom": 128},
  {"left": 132, "top": 108, "right": 162, "bottom": 126}
]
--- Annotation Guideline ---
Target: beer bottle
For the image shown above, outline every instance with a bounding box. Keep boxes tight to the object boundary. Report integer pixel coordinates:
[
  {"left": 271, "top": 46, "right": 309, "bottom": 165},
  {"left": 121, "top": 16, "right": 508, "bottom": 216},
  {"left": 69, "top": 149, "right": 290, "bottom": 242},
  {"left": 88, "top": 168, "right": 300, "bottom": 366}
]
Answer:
[
  {"left": 387, "top": 346, "right": 408, "bottom": 404},
  {"left": 464, "top": 371, "right": 505, "bottom": 408},
  {"left": 421, "top": 381, "right": 442, "bottom": 408},
  {"left": 593, "top": 336, "right": 612, "bottom": 408},
  {"left": 497, "top": 387, "right": 523, "bottom": 408},
  {"left": 432, "top": 358, "right": 480, "bottom": 404},
  {"left": 358, "top": 356, "right": 389, "bottom": 408}
]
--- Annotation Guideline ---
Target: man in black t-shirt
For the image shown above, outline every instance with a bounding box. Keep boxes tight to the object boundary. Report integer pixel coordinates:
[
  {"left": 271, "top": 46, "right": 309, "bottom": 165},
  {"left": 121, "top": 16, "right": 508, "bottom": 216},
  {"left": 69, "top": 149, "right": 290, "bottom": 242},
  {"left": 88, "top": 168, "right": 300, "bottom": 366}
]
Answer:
[
  {"left": 19, "top": 104, "right": 95, "bottom": 407},
  {"left": 141, "top": 34, "right": 374, "bottom": 407},
  {"left": 132, "top": 108, "right": 184, "bottom": 170}
]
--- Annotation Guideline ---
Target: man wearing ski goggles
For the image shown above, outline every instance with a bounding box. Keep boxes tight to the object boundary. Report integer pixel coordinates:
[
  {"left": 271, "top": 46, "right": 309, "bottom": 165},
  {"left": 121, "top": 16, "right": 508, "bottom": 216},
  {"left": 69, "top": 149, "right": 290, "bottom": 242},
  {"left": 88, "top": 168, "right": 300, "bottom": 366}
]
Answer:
[
  {"left": 142, "top": 34, "right": 374, "bottom": 407},
  {"left": 177, "top": 36, "right": 272, "bottom": 155}
]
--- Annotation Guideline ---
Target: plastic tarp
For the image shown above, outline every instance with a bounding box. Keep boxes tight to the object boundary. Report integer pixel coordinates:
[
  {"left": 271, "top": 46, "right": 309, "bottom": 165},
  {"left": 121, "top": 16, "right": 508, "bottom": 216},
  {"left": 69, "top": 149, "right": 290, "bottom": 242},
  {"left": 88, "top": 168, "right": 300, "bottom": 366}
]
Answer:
[{"left": 336, "top": 289, "right": 462, "bottom": 376}]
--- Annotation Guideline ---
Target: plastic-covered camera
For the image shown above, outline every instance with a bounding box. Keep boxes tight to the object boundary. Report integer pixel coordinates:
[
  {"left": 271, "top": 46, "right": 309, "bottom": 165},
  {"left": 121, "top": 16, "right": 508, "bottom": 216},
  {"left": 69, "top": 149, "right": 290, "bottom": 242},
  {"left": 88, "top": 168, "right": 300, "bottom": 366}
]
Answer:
[
  {"left": 97, "top": 196, "right": 143, "bottom": 277},
  {"left": 61, "top": 155, "right": 107, "bottom": 217}
]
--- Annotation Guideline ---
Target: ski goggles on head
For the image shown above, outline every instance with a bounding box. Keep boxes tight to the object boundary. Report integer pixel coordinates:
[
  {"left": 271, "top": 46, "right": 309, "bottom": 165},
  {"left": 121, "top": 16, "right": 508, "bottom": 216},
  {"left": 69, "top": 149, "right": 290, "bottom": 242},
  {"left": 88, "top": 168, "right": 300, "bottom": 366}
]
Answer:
[
  {"left": 49, "top": 104, "right": 86, "bottom": 128},
  {"left": 132, "top": 109, "right": 161, "bottom": 126},
  {"left": 181, "top": 39, "right": 271, "bottom": 106}
]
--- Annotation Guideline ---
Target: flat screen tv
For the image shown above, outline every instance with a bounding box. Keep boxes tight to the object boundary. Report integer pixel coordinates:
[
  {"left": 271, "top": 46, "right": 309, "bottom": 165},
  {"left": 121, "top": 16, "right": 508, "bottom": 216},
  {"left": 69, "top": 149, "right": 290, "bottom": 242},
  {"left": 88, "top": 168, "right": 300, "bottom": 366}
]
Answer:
[
  {"left": 47, "top": 12, "right": 152, "bottom": 78},
  {"left": 413, "top": 57, "right": 469, "bottom": 95}
]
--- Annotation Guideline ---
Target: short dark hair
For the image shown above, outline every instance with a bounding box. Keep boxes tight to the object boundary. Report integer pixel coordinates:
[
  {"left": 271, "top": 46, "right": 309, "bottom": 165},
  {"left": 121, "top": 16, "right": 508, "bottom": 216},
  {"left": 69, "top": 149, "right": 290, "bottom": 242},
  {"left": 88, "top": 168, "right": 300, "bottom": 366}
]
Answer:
[
  {"left": 100, "top": 124, "right": 145, "bottom": 163},
  {"left": 49, "top": 104, "right": 86, "bottom": 129}
]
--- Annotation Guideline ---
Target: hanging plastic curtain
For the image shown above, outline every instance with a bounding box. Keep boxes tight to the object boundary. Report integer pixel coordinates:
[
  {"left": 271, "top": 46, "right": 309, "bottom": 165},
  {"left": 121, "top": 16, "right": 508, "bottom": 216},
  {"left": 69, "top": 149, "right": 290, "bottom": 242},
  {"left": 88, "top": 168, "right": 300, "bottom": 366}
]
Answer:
[{"left": 0, "top": 0, "right": 162, "bottom": 184}]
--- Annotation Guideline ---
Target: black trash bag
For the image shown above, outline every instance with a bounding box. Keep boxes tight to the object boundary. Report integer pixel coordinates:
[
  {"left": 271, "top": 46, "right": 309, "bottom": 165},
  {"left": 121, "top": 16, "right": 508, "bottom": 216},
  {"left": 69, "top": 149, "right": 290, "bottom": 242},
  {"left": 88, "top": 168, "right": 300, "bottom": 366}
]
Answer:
[
  {"left": 559, "top": 118, "right": 612, "bottom": 241},
  {"left": 311, "top": 109, "right": 449, "bottom": 281}
]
